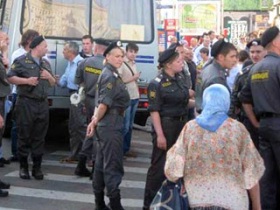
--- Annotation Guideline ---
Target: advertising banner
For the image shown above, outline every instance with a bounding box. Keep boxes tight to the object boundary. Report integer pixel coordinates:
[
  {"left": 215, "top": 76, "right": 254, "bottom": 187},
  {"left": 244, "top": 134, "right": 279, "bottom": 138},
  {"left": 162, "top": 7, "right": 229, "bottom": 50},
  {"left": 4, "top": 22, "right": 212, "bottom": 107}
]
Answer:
[{"left": 177, "top": 1, "right": 221, "bottom": 36}]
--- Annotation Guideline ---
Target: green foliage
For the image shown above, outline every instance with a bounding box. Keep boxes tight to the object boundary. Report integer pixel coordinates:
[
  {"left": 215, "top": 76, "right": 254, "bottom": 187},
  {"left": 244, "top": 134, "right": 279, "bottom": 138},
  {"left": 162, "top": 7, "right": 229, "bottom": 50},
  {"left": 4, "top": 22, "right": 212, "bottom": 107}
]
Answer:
[{"left": 224, "top": 0, "right": 272, "bottom": 10}]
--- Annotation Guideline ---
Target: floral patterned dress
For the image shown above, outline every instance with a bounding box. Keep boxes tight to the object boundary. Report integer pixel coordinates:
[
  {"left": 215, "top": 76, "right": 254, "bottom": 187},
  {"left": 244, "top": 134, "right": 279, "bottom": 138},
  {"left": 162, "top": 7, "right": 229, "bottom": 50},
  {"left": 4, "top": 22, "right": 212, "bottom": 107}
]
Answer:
[{"left": 165, "top": 118, "right": 265, "bottom": 210}]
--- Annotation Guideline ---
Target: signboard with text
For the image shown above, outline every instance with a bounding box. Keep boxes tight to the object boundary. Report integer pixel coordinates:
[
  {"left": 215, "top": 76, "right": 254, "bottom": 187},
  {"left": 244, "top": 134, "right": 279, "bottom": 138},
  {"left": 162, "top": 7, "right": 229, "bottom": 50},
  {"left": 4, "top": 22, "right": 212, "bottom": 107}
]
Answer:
[{"left": 228, "top": 21, "right": 248, "bottom": 46}]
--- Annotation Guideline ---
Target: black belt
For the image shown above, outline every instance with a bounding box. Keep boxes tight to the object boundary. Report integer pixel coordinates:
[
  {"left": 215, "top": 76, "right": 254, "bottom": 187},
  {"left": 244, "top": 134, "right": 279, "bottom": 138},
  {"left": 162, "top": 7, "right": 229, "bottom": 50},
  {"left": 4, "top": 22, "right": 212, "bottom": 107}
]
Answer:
[
  {"left": 69, "top": 89, "right": 77, "bottom": 94},
  {"left": 161, "top": 115, "right": 188, "bottom": 121},
  {"left": 107, "top": 109, "right": 125, "bottom": 116},
  {"left": 259, "top": 112, "right": 280, "bottom": 119},
  {"left": 18, "top": 96, "right": 46, "bottom": 102}
]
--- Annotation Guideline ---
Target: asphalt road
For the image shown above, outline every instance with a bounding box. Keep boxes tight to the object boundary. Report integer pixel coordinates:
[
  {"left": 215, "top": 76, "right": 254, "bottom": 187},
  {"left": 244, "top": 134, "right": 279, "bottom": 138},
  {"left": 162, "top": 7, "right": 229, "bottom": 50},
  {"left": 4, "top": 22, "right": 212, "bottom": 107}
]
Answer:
[{"left": 0, "top": 127, "right": 152, "bottom": 210}]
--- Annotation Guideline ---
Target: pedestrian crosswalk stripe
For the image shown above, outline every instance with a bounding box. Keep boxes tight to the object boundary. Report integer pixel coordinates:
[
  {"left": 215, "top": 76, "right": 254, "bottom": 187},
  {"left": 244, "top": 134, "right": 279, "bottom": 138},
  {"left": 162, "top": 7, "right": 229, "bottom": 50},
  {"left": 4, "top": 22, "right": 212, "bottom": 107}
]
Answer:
[
  {"left": 0, "top": 208, "right": 26, "bottom": 210},
  {"left": 8, "top": 186, "right": 143, "bottom": 207},
  {"left": 5, "top": 171, "right": 146, "bottom": 189},
  {"left": 50, "top": 146, "right": 152, "bottom": 156},
  {"left": 41, "top": 160, "right": 148, "bottom": 174},
  {"left": 125, "top": 156, "right": 150, "bottom": 163},
  {"left": 132, "top": 140, "right": 152, "bottom": 146}
]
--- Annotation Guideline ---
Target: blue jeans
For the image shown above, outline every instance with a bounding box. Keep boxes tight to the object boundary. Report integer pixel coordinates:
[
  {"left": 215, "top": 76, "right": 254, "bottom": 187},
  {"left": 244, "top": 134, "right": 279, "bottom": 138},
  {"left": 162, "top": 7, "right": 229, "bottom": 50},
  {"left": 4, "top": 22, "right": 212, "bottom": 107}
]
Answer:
[{"left": 123, "top": 99, "right": 139, "bottom": 154}]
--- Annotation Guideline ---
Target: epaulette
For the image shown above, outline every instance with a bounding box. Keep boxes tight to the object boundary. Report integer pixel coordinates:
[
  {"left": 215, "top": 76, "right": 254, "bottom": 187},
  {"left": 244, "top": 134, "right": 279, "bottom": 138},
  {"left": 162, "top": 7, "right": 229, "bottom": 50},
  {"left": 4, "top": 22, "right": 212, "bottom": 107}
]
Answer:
[
  {"left": 241, "top": 64, "right": 254, "bottom": 74},
  {"left": 12, "top": 53, "right": 26, "bottom": 64},
  {"left": 42, "top": 58, "right": 51, "bottom": 66},
  {"left": 154, "top": 74, "right": 163, "bottom": 83}
]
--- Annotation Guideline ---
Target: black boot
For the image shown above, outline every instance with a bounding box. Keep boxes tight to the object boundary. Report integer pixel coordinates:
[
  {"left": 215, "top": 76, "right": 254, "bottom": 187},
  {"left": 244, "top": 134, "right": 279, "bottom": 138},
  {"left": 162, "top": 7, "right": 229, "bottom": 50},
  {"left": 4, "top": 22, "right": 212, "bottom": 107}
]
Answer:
[
  {"left": 0, "top": 180, "right": 10, "bottom": 189},
  {"left": 19, "top": 156, "right": 30, "bottom": 180},
  {"left": 95, "top": 192, "right": 110, "bottom": 210},
  {"left": 0, "top": 189, "right": 8, "bottom": 197},
  {"left": 74, "top": 155, "right": 91, "bottom": 177},
  {"left": 32, "top": 156, "right": 44, "bottom": 180},
  {"left": 109, "top": 196, "right": 125, "bottom": 210}
]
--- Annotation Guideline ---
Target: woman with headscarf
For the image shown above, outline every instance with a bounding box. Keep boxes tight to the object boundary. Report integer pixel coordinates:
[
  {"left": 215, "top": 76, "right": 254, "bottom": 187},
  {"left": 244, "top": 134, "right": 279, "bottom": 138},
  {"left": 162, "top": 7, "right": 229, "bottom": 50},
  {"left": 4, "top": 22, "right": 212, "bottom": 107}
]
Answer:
[
  {"left": 143, "top": 46, "right": 194, "bottom": 209},
  {"left": 165, "top": 84, "right": 264, "bottom": 210}
]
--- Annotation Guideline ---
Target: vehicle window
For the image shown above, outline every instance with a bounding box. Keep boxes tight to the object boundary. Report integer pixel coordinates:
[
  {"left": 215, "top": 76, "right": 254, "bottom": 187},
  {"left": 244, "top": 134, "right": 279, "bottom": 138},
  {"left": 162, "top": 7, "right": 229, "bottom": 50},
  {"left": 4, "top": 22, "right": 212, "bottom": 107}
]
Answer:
[
  {"left": 22, "top": 0, "right": 89, "bottom": 39},
  {"left": 91, "top": 0, "right": 153, "bottom": 43},
  {"left": 0, "top": 0, "right": 14, "bottom": 33}
]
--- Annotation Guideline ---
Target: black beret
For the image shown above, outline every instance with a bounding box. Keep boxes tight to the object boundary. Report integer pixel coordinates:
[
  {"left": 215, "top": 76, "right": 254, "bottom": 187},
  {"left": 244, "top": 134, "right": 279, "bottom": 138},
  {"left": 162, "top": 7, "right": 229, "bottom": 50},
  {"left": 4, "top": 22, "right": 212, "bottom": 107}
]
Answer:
[
  {"left": 95, "top": 38, "right": 110, "bottom": 46},
  {"left": 103, "top": 41, "right": 122, "bottom": 57},
  {"left": 30, "top": 35, "right": 45, "bottom": 49},
  {"left": 246, "top": 38, "right": 261, "bottom": 49},
  {"left": 261, "top": 26, "right": 280, "bottom": 48},
  {"left": 211, "top": 38, "right": 228, "bottom": 57},
  {"left": 158, "top": 47, "right": 177, "bottom": 64},
  {"left": 168, "top": 40, "right": 185, "bottom": 50}
]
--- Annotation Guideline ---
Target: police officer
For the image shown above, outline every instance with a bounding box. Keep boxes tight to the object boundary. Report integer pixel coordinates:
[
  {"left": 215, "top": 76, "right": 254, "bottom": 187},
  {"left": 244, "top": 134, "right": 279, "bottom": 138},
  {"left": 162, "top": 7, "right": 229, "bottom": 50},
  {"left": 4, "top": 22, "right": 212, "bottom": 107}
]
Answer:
[
  {"left": 74, "top": 38, "right": 109, "bottom": 177},
  {"left": 239, "top": 26, "right": 280, "bottom": 209},
  {"left": 143, "top": 46, "right": 191, "bottom": 209},
  {"left": 230, "top": 39, "right": 266, "bottom": 149},
  {"left": 7, "top": 35, "right": 56, "bottom": 180},
  {"left": 195, "top": 39, "right": 238, "bottom": 113},
  {"left": 87, "top": 41, "right": 129, "bottom": 210}
]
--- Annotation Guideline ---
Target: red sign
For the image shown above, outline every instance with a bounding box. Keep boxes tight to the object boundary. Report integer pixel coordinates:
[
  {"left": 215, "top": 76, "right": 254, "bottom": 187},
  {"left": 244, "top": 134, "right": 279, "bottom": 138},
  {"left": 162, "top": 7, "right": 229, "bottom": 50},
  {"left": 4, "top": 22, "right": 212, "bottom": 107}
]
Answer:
[{"left": 164, "top": 19, "right": 177, "bottom": 31}]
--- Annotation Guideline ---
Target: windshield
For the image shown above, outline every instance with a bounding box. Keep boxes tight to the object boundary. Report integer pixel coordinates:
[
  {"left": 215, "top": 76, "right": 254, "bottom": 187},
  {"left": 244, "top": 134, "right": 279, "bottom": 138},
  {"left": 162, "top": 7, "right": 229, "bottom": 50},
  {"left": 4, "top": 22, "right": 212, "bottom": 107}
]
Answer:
[
  {"left": 91, "top": 0, "right": 154, "bottom": 43},
  {"left": 22, "top": 0, "right": 89, "bottom": 39},
  {"left": 21, "top": 0, "right": 154, "bottom": 42}
]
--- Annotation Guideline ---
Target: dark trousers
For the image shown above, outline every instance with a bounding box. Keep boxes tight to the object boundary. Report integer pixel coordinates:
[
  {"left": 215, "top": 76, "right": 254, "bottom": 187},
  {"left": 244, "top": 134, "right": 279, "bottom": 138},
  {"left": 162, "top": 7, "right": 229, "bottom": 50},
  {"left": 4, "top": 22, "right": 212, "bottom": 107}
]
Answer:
[
  {"left": 143, "top": 117, "right": 186, "bottom": 209},
  {"left": 79, "top": 96, "right": 96, "bottom": 161},
  {"left": 242, "top": 117, "right": 259, "bottom": 150},
  {"left": 68, "top": 102, "right": 87, "bottom": 160},
  {"left": 0, "top": 97, "right": 5, "bottom": 147},
  {"left": 15, "top": 97, "right": 49, "bottom": 157},
  {"left": 93, "top": 114, "right": 124, "bottom": 199},
  {"left": 259, "top": 118, "right": 280, "bottom": 210},
  {"left": 11, "top": 93, "right": 18, "bottom": 156}
]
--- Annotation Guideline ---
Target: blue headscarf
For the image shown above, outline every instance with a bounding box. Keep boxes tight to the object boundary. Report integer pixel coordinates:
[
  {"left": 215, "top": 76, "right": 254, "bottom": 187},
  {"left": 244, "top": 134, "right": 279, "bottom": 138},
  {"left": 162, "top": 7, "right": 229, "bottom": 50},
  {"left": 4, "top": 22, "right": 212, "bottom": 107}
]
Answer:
[{"left": 196, "top": 84, "right": 230, "bottom": 132}]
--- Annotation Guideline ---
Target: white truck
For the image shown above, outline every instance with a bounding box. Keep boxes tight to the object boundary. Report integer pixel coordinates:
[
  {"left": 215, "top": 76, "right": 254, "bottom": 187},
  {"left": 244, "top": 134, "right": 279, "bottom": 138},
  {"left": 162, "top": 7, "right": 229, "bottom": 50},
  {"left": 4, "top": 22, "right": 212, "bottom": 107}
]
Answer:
[{"left": 0, "top": 0, "right": 159, "bottom": 134}]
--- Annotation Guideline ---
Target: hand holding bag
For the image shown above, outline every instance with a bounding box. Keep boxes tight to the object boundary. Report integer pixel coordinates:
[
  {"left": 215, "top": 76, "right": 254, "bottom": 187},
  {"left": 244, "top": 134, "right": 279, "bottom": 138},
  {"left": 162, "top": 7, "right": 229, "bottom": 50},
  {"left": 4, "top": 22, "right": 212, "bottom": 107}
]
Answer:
[{"left": 150, "top": 179, "right": 190, "bottom": 210}]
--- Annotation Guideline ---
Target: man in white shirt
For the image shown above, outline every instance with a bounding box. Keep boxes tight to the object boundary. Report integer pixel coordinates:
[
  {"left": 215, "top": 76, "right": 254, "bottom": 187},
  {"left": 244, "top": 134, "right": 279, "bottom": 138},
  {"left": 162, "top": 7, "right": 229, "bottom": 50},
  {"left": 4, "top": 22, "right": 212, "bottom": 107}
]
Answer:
[{"left": 118, "top": 43, "right": 140, "bottom": 157}]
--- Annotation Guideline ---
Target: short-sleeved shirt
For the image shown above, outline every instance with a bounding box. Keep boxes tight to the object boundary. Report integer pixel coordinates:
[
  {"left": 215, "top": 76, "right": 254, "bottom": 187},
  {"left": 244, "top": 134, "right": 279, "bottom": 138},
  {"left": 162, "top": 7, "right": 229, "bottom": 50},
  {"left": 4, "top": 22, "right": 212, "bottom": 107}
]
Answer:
[
  {"left": 239, "top": 52, "right": 280, "bottom": 115},
  {"left": 75, "top": 54, "right": 104, "bottom": 97},
  {"left": 148, "top": 70, "right": 189, "bottom": 117},
  {"left": 96, "top": 63, "right": 130, "bottom": 110},
  {"left": 118, "top": 58, "right": 139, "bottom": 100},
  {"left": 7, "top": 52, "right": 53, "bottom": 100},
  {"left": 195, "top": 59, "right": 229, "bottom": 112}
]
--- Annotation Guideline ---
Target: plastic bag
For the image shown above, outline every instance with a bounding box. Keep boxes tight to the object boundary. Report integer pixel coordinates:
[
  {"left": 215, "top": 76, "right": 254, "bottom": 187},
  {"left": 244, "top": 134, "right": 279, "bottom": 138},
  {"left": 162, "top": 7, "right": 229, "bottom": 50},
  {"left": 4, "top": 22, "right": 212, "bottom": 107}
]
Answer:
[{"left": 150, "top": 179, "right": 190, "bottom": 210}]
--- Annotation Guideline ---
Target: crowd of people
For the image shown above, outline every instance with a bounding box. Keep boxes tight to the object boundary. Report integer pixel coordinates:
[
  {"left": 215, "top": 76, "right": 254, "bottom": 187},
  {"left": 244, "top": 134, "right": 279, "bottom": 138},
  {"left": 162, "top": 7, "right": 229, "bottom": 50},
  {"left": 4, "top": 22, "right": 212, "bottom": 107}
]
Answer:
[{"left": 0, "top": 25, "right": 279, "bottom": 210}]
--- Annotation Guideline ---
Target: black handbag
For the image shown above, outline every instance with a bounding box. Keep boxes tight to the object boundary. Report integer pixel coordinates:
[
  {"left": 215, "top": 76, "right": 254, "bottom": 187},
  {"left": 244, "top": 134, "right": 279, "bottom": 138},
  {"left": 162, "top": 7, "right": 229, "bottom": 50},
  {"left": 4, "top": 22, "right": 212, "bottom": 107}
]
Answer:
[{"left": 150, "top": 179, "right": 190, "bottom": 210}]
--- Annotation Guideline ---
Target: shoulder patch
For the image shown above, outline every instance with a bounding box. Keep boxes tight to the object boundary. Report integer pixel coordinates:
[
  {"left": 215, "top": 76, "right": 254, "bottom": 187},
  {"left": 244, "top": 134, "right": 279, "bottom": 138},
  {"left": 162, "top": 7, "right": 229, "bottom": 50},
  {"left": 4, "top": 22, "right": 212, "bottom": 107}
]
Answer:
[
  {"left": 106, "top": 83, "right": 113, "bottom": 90},
  {"left": 149, "top": 90, "right": 156, "bottom": 99}
]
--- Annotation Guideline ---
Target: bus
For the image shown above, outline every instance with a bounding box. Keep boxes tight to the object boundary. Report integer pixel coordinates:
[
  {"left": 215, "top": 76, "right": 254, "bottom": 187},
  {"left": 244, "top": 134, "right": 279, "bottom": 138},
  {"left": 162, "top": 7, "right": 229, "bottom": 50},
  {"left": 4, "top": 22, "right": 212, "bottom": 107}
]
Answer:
[{"left": 0, "top": 0, "right": 159, "bottom": 132}]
